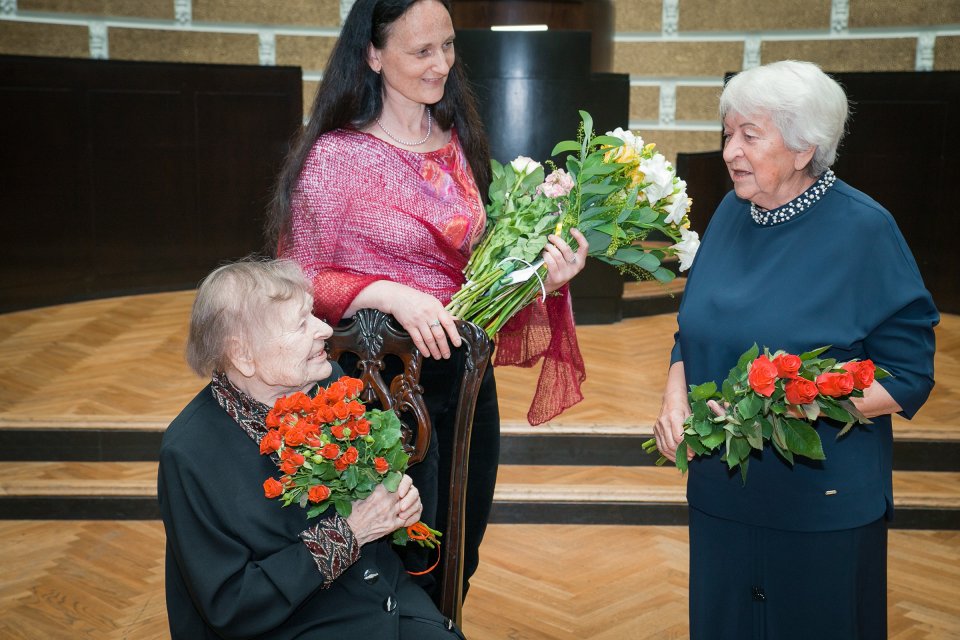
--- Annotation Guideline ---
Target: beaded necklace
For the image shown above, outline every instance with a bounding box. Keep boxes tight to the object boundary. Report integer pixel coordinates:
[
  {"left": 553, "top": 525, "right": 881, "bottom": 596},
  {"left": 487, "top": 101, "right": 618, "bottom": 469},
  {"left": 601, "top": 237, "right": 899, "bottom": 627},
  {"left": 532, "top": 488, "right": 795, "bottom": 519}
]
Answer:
[
  {"left": 376, "top": 108, "right": 432, "bottom": 147},
  {"left": 750, "top": 169, "right": 837, "bottom": 226}
]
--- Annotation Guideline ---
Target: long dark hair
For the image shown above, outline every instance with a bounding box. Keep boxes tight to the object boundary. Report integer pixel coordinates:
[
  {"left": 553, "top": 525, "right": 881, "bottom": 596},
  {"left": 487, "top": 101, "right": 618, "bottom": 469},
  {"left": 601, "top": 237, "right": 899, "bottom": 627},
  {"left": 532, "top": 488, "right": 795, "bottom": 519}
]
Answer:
[{"left": 266, "top": 0, "right": 491, "bottom": 251}]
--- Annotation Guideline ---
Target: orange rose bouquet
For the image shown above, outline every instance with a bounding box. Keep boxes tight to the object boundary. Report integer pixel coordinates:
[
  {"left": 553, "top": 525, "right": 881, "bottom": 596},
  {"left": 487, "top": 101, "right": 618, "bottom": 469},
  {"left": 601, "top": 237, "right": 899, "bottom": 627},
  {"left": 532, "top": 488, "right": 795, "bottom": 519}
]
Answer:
[
  {"left": 642, "top": 345, "right": 890, "bottom": 483},
  {"left": 261, "top": 376, "right": 440, "bottom": 550}
]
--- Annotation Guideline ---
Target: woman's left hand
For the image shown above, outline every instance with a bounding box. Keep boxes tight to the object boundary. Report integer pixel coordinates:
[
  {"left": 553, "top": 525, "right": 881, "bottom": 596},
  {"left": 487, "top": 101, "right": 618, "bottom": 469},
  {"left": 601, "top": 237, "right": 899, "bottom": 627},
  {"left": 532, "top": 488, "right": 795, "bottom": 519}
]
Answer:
[{"left": 542, "top": 228, "right": 589, "bottom": 294}]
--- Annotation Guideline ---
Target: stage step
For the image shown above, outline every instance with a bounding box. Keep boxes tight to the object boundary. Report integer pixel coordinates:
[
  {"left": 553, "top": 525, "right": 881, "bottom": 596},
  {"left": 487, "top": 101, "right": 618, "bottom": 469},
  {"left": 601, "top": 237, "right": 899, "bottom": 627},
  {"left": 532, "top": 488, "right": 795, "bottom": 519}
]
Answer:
[
  {"left": 621, "top": 278, "right": 685, "bottom": 317},
  {"left": 2, "top": 418, "right": 958, "bottom": 472},
  {"left": 1, "top": 461, "right": 957, "bottom": 529}
]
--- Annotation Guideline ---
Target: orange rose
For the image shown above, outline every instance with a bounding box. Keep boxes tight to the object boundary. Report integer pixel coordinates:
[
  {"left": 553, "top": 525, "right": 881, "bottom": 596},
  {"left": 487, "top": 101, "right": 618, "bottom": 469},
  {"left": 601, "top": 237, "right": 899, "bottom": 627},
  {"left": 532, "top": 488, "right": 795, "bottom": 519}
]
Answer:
[
  {"left": 748, "top": 356, "right": 778, "bottom": 397},
  {"left": 334, "top": 457, "right": 349, "bottom": 472},
  {"left": 348, "top": 401, "right": 365, "bottom": 418},
  {"left": 320, "top": 443, "right": 341, "bottom": 460},
  {"left": 263, "top": 477, "right": 284, "bottom": 499},
  {"left": 284, "top": 426, "right": 306, "bottom": 447},
  {"left": 342, "top": 446, "right": 359, "bottom": 465},
  {"left": 784, "top": 377, "right": 818, "bottom": 405},
  {"left": 308, "top": 484, "right": 331, "bottom": 503},
  {"left": 374, "top": 457, "right": 390, "bottom": 474},
  {"left": 326, "top": 381, "right": 348, "bottom": 403},
  {"left": 352, "top": 419, "right": 371, "bottom": 437},
  {"left": 331, "top": 424, "right": 347, "bottom": 440},
  {"left": 313, "top": 404, "right": 335, "bottom": 423},
  {"left": 772, "top": 353, "right": 802, "bottom": 379},
  {"left": 816, "top": 371, "right": 855, "bottom": 397},
  {"left": 341, "top": 376, "right": 364, "bottom": 398},
  {"left": 843, "top": 360, "right": 876, "bottom": 390},
  {"left": 259, "top": 430, "right": 283, "bottom": 455},
  {"left": 332, "top": 401, "right": 350, "bottom": 421}
]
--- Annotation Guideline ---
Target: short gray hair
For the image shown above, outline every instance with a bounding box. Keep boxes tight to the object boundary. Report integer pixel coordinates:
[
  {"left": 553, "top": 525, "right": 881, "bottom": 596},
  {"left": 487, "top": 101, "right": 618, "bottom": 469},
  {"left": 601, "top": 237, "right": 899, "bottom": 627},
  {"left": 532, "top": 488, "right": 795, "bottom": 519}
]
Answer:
[
  {"left": 185, "top": 258, "right": 312, "bottom": 377},
  {"left": 720, "top": 60, "right": 849, "bottom": 177}
]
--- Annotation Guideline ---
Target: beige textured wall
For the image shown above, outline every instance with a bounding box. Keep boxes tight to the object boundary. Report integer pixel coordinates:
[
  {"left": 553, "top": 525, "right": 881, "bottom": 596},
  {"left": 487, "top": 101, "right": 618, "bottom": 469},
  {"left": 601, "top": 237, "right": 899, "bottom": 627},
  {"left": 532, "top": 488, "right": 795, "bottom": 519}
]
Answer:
[{"left": 1, "top": 0, "right": 959, "bottom": 162}]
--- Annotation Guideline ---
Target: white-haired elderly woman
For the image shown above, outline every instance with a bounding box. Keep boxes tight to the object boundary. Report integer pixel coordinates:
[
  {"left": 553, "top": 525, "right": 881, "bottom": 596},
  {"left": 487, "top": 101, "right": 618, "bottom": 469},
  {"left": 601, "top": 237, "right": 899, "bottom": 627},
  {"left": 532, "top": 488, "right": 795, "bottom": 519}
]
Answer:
[
  {"left": 653, "top": 60, "right": 938, "bottom": 638},
  {"left": 158, "top": 259, "right": 465, "bottom": 639}
]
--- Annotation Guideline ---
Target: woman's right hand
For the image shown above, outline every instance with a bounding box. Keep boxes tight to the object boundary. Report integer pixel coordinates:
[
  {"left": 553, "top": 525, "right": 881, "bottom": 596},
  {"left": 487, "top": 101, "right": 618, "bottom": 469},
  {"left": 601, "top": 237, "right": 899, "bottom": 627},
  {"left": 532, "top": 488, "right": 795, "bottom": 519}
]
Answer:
[
  {"left": 653, "top": 361, "right": 694, "bottom": 463},
  {"left": 346, "top": 474, "right": 423, "bottom": 546},
  {"left": 345, "top": 281, "right": 461, "bottom": 360}
]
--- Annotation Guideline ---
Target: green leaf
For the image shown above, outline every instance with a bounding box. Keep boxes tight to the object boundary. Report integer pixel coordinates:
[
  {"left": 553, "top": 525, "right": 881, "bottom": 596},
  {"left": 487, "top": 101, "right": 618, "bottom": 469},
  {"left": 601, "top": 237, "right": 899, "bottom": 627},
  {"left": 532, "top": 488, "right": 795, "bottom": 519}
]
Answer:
[
  {"left": 650, "top": 266, "right": 677, "bottom": 283},
  {"left": 676, "top": 441, "right": 689, "bottom": 473},
  {"left": 739, "top": 418, "right": 764, "bottom": 450},
  {"left": 799, "top": 345, "right": 831, "bottom": 361},
  {"left": 874, "top": 366, "right": 891, "bottom": 380},
  {"left": 581, "top": 183, "right": 621, "bottom": 196},
  {"left": 737, "top": 393, "right": 762, "bottom": 420},
  {"left": 818, "top": 399, "right": 854, "bottom": 423},
  {"left": 590, "top": 134, "right": 627, "bottom": 147},
  {"left": 781, "top": 419, "right": 826, "bottom": 460},
  {"left": 685, "top": 433, "right": 708, "bottom": 455},
  {"left": 737, "top": 344, "right": 760, "bottom": 370},
  {"left": 689, "top": 381, "right": 718, "bottom": 401},
  {"left": 721, "top": 379, "right": 736, "bottom": 404},
  {"left": 551, "top": 140, "right": 581, "bottom": 156},
  {"left": 738, "top": 457, "right": 750, "bottom": 484},
  {"left": 701, "top": 428, "right": 726, "bottom": 449},
  {"left": 334, "top": 499, "right": 352, "bottom": 518},
  {"left": 381, "top": 470, "right": 402, "bottom": 493}
]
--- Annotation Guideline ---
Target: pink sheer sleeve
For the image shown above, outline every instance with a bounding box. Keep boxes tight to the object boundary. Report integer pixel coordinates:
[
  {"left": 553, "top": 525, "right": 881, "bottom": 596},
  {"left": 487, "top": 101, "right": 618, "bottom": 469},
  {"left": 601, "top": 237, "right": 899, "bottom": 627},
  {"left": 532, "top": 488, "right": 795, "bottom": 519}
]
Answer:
[{"left": 494, "top": 285, "right": 586, "bottom": 425}]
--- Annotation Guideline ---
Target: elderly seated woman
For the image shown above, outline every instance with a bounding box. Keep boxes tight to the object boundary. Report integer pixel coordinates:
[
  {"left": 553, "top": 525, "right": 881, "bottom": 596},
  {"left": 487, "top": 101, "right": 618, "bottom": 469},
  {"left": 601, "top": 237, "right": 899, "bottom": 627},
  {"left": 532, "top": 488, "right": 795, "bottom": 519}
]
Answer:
[{"left": 158, "top": 258, "right": 464, "bottom": 639}]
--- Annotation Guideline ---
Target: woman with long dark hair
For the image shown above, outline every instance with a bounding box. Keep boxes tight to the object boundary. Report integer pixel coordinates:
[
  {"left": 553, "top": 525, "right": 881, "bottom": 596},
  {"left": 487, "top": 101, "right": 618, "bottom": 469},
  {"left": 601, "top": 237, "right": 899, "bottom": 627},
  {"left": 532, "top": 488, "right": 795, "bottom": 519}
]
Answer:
[{"left": 267, "top": 0, "right": 588, "bottom": 600}]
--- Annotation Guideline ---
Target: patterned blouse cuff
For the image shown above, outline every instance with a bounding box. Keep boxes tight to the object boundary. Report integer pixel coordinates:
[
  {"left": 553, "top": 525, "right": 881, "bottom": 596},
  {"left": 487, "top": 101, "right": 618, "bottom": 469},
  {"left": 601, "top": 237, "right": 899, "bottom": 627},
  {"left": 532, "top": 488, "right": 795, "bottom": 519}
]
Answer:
[{"left": 299, "top": 514, "right": 361, "bottom": 588}]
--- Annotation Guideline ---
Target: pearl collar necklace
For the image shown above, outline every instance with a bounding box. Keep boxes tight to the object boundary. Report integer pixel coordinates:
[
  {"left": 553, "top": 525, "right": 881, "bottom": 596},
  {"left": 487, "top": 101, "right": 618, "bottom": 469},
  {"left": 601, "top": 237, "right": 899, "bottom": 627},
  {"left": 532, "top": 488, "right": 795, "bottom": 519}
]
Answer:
[
  {"left": 376, "top": 109, "right": 432, "bottom": 147},
  {"left": 750, "top": 169, "right": 837, "bottom": 226}
]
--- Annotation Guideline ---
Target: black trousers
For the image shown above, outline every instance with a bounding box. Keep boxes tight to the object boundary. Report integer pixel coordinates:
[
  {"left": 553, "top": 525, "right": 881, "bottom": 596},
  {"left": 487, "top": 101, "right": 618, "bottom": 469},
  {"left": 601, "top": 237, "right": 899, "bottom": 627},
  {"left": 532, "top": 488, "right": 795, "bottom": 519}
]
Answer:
[
  {"left": 403, "top": 347, "right": 500, "bottom": 602},
  {"left": 689, "top": 506, "right": 887, "bottom": 640}
]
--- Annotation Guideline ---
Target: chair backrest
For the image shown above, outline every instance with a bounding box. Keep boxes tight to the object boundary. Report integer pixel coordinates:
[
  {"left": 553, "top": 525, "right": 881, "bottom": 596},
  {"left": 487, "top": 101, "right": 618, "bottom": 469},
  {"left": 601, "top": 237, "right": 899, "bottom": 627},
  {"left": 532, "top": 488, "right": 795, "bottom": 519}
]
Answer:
[{"left": 326, "top": 308, "right": 493, "bottom": 626}]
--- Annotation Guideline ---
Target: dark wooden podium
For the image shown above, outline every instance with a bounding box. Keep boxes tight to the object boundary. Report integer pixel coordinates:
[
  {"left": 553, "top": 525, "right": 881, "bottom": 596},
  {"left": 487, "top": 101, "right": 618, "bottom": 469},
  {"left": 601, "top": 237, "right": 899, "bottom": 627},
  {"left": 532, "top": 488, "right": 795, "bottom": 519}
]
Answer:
[
  {"left": 455, "top": 24, "right": 630, "bottom": 323},
  {"left": 0, "top": 55, "right": 302, "bottom": 312}
]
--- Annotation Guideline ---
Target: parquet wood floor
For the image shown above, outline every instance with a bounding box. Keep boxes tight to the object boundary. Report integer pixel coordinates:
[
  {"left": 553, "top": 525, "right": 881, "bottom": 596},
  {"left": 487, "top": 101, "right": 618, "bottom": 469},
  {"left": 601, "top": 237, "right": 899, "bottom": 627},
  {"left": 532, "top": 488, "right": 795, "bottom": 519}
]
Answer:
[
  {"left": 0, "top": 521, "right": 956, "bottom": 639},
  {"left": 1, "top": 291, "right": 957, "bottom": 443}
]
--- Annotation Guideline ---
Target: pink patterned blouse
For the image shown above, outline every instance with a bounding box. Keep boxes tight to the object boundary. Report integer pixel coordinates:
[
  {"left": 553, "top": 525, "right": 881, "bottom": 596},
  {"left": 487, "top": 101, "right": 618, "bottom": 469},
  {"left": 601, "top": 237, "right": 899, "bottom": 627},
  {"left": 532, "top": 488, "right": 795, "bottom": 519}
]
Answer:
[
  {"left": 281, "top": 128, "right": 584, "bottom": 424},
  {"left": 282, "top": 128, "right": 486, "bottom": 325}
]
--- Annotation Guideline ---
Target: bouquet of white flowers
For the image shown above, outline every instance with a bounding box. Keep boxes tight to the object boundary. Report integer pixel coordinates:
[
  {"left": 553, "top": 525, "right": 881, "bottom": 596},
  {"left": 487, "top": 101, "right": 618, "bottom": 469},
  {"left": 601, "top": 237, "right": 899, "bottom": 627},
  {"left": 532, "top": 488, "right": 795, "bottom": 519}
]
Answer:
[{"left": 447, "top": 110, "right": 699, "bottom": 338}]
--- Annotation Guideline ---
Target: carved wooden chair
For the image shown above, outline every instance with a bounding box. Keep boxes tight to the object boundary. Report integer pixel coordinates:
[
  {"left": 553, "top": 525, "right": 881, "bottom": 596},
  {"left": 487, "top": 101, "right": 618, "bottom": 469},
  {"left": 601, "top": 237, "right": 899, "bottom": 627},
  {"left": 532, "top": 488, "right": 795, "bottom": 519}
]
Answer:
[{"left": 326, "top": 308, "right": 493, "bottom": 627}]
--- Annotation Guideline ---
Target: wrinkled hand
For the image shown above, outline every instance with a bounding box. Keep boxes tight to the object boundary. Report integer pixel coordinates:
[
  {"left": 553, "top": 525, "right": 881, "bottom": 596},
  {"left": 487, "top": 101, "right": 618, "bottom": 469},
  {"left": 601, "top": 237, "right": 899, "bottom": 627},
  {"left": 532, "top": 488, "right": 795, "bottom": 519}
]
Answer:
[
  {"left": 543, "top": 228, "right": 589, "bottom": 293},
  {"left": 346, "top": 475, "right": 423, "bottom": 546},
  {"left": 653, "top": 392, "right": 693, "bottom": 463},
  {"left": 389, "top": 287, "right": 461, "bottom": 360}
]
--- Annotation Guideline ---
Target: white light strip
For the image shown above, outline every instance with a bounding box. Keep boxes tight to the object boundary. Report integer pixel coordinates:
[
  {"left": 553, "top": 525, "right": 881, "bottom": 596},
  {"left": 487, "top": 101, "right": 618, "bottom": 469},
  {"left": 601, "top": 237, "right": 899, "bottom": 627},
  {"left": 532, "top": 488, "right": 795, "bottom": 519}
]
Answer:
[{"left": 490, "top": 24, "right": 548, "bottom": 32}]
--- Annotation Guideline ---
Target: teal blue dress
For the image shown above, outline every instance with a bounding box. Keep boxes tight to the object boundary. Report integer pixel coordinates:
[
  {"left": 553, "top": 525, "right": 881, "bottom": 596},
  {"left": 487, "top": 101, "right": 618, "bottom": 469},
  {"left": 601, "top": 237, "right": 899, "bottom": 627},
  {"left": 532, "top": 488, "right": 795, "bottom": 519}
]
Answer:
[{"left": 672, "top": 176, "right": 938, "bottom": 638}]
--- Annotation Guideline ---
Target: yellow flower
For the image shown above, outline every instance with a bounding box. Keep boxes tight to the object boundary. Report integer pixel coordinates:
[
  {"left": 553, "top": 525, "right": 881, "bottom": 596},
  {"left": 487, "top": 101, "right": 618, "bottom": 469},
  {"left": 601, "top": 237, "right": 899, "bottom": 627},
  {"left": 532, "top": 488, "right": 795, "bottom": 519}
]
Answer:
[
  {"left": 643, "top": 142, "right": 657, "bottom": 155},
  {"left": 604, "top": 144, "right": 639, "bottom": 165}
]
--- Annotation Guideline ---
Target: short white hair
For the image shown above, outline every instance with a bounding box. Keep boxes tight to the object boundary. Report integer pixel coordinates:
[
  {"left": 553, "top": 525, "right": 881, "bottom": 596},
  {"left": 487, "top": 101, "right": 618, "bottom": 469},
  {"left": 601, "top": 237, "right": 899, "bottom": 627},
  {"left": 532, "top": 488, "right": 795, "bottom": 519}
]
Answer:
[
  {"left": 186, "top": 258, "right": 312, "bottom": 377},
  {"left": 720, "top": 60, "right": 849, "bottom": 177}
]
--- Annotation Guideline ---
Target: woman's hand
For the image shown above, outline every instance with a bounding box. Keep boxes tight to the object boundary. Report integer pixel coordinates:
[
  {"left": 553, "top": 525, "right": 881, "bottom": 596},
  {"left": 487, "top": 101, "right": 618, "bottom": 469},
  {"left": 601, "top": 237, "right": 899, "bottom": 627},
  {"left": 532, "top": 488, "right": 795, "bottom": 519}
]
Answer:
[
  {"left": 345, "top": 475, "right": 423, "bottom": 546},
  {"left": 543, "top": 228, "right": 589, "bottom": 293},
  {"left": 653, "top": 361, "right": 694, "bottom": 463},
  {"left": 346, "top": 281, "right": 461, "bottom": 360}
]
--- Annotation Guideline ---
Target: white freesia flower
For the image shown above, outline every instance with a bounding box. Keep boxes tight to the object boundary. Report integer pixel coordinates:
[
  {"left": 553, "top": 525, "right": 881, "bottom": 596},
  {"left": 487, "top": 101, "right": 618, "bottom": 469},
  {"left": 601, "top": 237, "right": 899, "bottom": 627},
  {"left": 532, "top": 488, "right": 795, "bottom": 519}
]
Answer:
[
  {"left": 672, "top": 226, "right": 700, "bottom": 272},
  {"left": 605, "top": 127, "right": 644, "bottom": 154},
  {"left": 510, "top": 155, "right": 541, "bottom": 176},
  {"left": 664, "top": 190, "right": 689, "bottom": 226},
  {"left": 639, "top": 153, "right": 675, "bottom": 204}
]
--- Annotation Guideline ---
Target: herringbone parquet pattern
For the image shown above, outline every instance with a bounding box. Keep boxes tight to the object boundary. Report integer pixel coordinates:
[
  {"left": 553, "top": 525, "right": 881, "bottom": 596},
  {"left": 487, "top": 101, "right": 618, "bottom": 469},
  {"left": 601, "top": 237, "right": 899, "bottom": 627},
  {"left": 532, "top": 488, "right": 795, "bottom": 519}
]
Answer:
[{"left": 0, "top": 522, "right": 956, "bottom": 639}]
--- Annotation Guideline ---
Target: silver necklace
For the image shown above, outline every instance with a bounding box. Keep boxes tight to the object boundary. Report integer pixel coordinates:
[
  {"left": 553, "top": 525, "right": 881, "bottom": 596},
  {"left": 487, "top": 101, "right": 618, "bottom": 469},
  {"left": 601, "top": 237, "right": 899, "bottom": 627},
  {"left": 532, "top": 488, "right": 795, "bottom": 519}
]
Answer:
[
  {"left": 750, "top": 169, "right": 837, "bottom": 226},
  {"left": 376, "top": 109, "right": 432, "bottom": 146}
]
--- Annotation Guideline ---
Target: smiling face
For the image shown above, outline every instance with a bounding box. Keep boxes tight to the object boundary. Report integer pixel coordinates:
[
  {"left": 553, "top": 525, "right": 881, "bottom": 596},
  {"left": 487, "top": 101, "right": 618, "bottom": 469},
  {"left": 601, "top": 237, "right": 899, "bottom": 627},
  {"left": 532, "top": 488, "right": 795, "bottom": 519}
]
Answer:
[
  {"left": 722, "top": 111, "right": 816, "bottom": 210},
  {"left": 367, "top": 0, "right": 455, "bottom": 108},
  {"left": 249, "top": 292, "right": 333, "bottom": 395}
]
